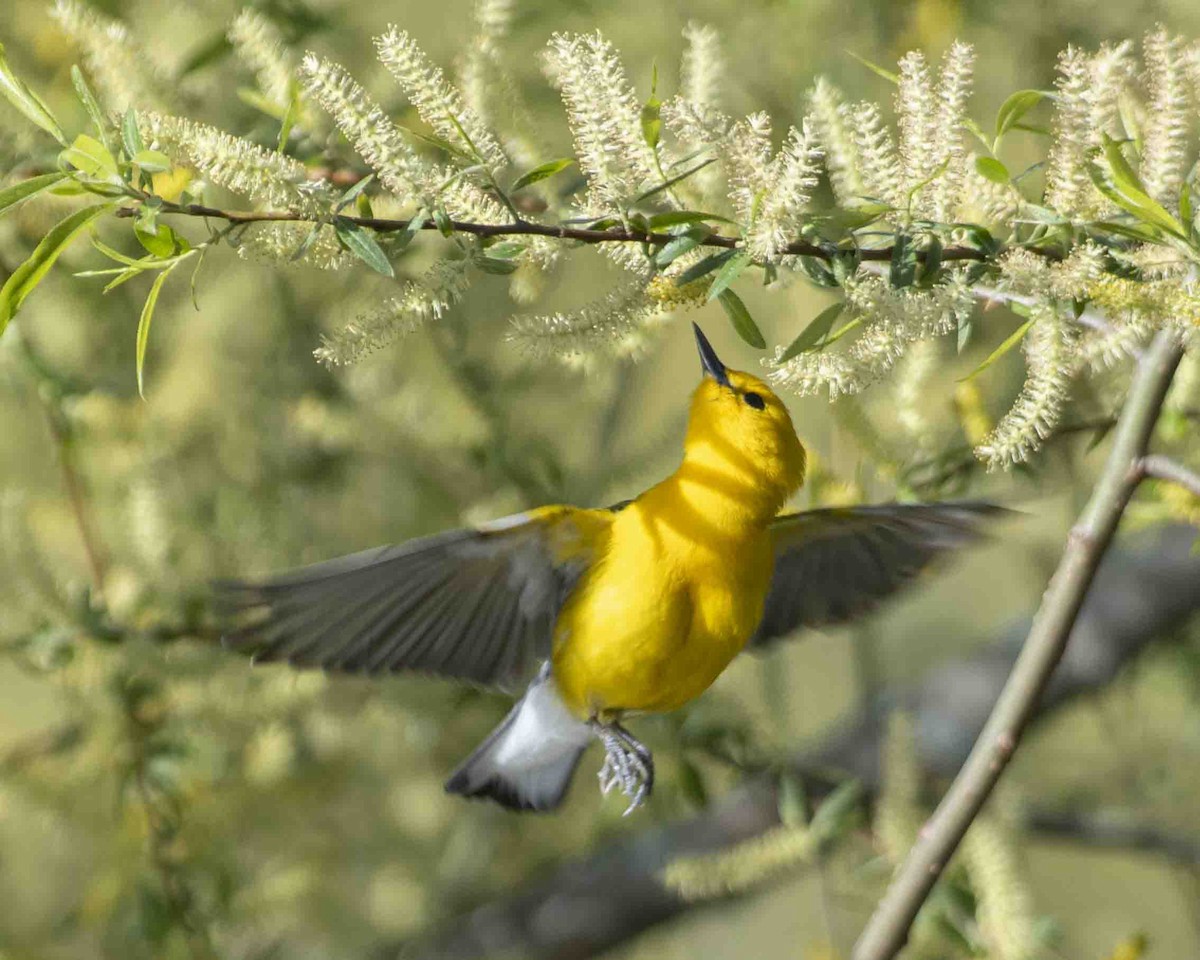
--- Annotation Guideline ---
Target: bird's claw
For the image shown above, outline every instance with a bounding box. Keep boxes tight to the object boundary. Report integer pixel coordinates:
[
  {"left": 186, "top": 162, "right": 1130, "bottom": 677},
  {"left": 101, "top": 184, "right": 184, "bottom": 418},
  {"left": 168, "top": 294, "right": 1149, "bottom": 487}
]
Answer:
[{"left": 591, "top": 722, "right": 654, "bottom": 815}]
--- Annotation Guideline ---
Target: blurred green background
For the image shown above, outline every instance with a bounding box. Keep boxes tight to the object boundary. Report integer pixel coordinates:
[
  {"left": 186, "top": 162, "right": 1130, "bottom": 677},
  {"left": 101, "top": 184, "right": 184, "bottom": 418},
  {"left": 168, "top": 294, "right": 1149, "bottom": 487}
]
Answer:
[{"left": 1, "top": 1, "right": 1199, "bottom": 959}]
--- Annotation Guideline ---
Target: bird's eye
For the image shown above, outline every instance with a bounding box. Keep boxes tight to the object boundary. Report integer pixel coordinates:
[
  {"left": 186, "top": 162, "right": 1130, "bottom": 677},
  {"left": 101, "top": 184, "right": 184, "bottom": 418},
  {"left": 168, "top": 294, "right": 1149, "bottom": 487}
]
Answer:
[{"left": 743, "top": 391, "right": 766, "bottom": 410}]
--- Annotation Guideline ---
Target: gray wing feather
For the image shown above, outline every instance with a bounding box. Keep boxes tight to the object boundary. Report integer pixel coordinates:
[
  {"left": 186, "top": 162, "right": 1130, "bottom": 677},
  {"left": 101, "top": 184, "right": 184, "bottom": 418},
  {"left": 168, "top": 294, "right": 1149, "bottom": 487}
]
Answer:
[
  {"left": 750, "top": 501, "right": 1005, "bottom": 647},
  {"left": 215, "top": 515, "right": 597, "bottom": 692}
]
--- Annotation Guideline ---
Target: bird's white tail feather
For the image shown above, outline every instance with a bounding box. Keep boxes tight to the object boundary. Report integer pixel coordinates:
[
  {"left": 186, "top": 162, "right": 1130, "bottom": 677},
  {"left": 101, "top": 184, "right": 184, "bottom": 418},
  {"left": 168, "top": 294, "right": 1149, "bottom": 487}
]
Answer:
[{"left": 445, "top": 669, "right": 591, "bottom": 812}]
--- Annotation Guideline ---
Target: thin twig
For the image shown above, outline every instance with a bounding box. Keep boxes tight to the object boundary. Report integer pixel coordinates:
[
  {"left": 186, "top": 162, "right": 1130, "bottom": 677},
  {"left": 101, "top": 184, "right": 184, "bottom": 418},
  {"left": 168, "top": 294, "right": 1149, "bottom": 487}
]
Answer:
[
  {"left": 114, "top": 200, "right": 999, "bottom": 263},
  {"left": 1138, "top": 454, "right": 1200, "bottom": 498},
  {"left": 852, "top": 331, "right": 1185, "bottom": 960}
]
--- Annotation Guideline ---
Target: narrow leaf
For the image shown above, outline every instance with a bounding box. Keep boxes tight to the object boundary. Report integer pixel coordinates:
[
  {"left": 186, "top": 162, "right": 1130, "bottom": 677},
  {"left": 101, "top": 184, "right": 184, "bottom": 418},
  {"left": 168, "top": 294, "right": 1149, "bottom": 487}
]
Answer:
[
  {"left": 676, "top": 249, "right": 734, "bottom": 285},
  {"left": 717, "top": 288, "right": 766, "bottom": 349},
  {"left": 121, "top": 108, "right": 144, "bottom": 157},
  {"left": 634, "top": 157, "right": 716, "bottom": 204},
  {"left": 0, "top": 203, "right": 112, "bottom": 333},
  {"left": 640, "top": 96, "right": 662, "bottom": 150},
  {"left": 472, "top": 254, "right": 518, "bottom": 275},
  {"left": 779, "top": 302, "right": 842, "bottom": 361},
  {"left": 136, "top": 263, "right": 176, "bottom": 398},
  {"left": 846, "top": 50, "right": 899, "bottom": 84},
  {"left": 333, "top": 219, "right": 394, "bottom": 277},
  {"left": 0, "top": 42, "right": 67, "bottom": 144},
  {"left": 277, "top": 87, "right": 300, "bottom": 152},
  {"left": 974, "top": 156, "right": 1010, "bottom": 184},
  {"left": 0, "top": 172, "right": 68, "bottom": 218},
  {"left": 994, "top": 90, "right": 1047, "bottom": 140},
  {"left": 706, "top": 251, "right": 751, "bottom": 302},
  {"left": 512, "top": 157, "right": 575, "bottom": 192},
  {"left": 646, "top": 210, "right": 732, "bottom": 229},
  {"left": 653, "top": 234, "right": 701, "bottom": 268},
  {"left": 132, "top": 150, "right": 171, "bottom": 173},
  {"left": 61, "top": 134, "right": 121, "bottom": 182},
  {"left": 958, "top": 317, "right": 1035, "bottom": 382},
  {"left": 71, "top": 66, "right": 112, "bottom": 150}
]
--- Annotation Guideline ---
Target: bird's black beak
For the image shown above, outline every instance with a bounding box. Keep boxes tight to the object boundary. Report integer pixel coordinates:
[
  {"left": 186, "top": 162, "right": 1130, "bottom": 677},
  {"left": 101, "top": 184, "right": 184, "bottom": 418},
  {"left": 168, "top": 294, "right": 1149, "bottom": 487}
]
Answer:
[{"left": 692, "top": 323, "right": 730, "bottom": 386}]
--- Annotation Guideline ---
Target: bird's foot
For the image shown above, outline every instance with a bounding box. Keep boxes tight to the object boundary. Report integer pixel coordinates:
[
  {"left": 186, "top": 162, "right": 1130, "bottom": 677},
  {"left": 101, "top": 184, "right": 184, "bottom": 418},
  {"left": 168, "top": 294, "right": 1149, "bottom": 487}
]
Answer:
[{"left": 590, "top": 721, "right": 654, "bottom": 815}]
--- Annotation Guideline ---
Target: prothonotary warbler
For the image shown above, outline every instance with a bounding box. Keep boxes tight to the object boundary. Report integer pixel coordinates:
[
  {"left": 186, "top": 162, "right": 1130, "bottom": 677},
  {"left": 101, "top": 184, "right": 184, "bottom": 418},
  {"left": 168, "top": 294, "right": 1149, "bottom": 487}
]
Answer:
[{"left": 217, "top": 324, "right": 1002, "bottom": 813}]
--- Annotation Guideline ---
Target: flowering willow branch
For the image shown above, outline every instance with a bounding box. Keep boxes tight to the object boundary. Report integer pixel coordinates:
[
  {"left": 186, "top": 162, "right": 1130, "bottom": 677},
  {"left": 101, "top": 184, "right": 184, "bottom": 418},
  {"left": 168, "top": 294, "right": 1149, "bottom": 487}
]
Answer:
[
  {"left": 112, "top": 197, "right": 1001, "bottom": 263},
  {"left": 851, "top": 329, "right": 1185, "bottom": 960}
]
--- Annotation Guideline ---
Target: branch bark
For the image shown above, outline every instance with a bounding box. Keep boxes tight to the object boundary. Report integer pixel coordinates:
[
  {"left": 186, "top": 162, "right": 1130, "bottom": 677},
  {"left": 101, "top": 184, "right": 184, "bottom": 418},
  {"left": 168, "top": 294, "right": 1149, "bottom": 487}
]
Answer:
[
  {"left": 1139, "top": 453, "right": 1200, "bottom": 498},
  {"left": 115, "top": 200, "right": 998, "bottom": 264},
  {"left": 851, "top": 330, "right": 1185, "bottom": 960}
]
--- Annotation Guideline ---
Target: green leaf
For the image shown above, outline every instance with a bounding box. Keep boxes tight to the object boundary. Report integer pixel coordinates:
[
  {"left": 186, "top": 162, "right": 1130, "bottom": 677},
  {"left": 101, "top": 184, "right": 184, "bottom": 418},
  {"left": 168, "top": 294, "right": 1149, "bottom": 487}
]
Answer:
[
  {"left": 0, "top": 203, "right": 112, "bottom": 334},
  {"left": 135, "top": 222, "right": 184, "bottom": 258},
  {"left": 71, "top": 65, "right": 113, "bottom": 150},
  {"left": 640, "top": 95, "right": 662, "bottom": 151},
  {"left": 634, "top": 157, "right": 716, "bottom": 204},
  {"left": 277, "top": 85, "right": 300, "bottom": 152},
  {"left": 958, "top": 317, "right": 1036, "bottom": 383},
  {"left": 717, "top": 288, "right": 766, "bottom": 349},
  {"left": 472, "top": 253, "right": 518, "bottom": 275},
  {"left": 1091, "top": 135, "right": 1186, "bottom": 238},
  {"left": 121, "top": 108, "right": 144, "bottom": 158},
  {"left": 974, "top": 156, "right": 1011, "bottom": 184},
  {"left": 645, "top": 210, "right": 732, "bottom": 229},
  {"left": 994, "top": 90, "right": 1047, "bottom": 140},
  {"left": 846, "top": 50, "right": 899, "bottom": 84},
  {"left": 132, "top": 150, "right": 171, "bottom": 173},
  {"left": 61, "top": 134, "right": 121, "bottom": 182},
  {"left": 336, "top": 173, "right": 375, "bottom": 211},
  {"left": 483, "top": 241, "right": 526, "bottom": 259},
  {"left": 333, "top": 219, "right": 394, "bottom": 277},
  {"left": 512, "top": 157, "right": 575, "bottom": 192},
  {"left": 1180, "top": 180, "right": 1194, "bottom": 237},
  {"left": 797, "top": 255, "right": 838, "bottom": 288},
  {"left": 706, "top": 251, "right": 751, "bottom": 302},
  {"left": 675, "top": 249, "right": 734, "bottom": 285},
  {"left": 653, "top": 234, "right": 702, "bottom": 268},
  {"left": 433, "top": 206, "right": 454, "bottom": 237},
  {"left": 0, "top": 42, "right": 67, "bottom": 145},
  {"left": 0, "top": 172, "right": 68, "bottom": 218},
  {"left": 136, "top": 263, "right": 177, "bottom": 398},
  {"left": 779, "top": 302, "right": 843, "bottom": 361},
  {"left": 889, "top": 232, "right": 917, "bottom": 288}
]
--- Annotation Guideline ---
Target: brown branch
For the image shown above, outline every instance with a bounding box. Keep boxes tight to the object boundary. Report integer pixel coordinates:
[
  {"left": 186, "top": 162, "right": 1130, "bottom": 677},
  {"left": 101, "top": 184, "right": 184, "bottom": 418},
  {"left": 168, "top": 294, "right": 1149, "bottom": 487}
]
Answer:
[
  {"left": 114, "top": 200, "right": 997, "bottom": 263},
  {"left": 852, "top": 330, "right": 1185, "bottom": 960}
]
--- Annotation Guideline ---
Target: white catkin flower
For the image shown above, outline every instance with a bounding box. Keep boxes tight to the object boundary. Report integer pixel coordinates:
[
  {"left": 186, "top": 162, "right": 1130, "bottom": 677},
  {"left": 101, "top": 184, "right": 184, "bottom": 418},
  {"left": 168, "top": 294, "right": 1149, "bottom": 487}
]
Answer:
[
  {"left": 236, "top": 222, "right": 350, "bottom": 270},
  {"left": 509, "top": 280, "right": 671, "bottom": 359},
  {"left": 897, "top": 51, "right": 937, "bottom": 194},
  {"left": 961, "top": 815, "right": 1040, "bottom": 960},
  {"left": 299, "top": 55, "right": 438, "bottom": 205},
  {"left": 458, "top": 0, "right": 514, "bottom": 122},
  {"left": 1045, "top": 42, "right": 1133, "bottom": 220},
  {"left": 543, "top": 31, "right": 662, "bottom": 212},
  {"left": 52, "top": 0, "right": 163, "bottom": 112},
  {"left": 807, "top": 78, "right": 863, "bottom": 203},
  {"left": 138, "top": 112, "right": 331, "bottom": 214},
  {"left": 768, "top": 273, "right": 973, "bottom": 398},
  {"left": 376, "top": 26, "right": 508, "bottom": 170},
  {"left": 848, "top": 100, "right": 904, "bottom": 209},
  {"left": 976, "top": 302, "right": 1077, "bottom": 469},
  {"left": 925, "top": 41, "right": 974, "bottom": 222},
  {"left": 228, "top": 9, "right": 294, "bottom": 109},
  {"left": 894, "top": 338, "right": 941, "bottom": 450},
  {"left": 744, "top": 121, "right": 821, "bottom": 263},
  {"left": 1140, "top": 27, "right": 1192, "bottom": 208},
  {"left": 724, "top": 111, "right": 773, "bottom": 226},
  {"left": 680, "top": 22, "right": 724, "bottom": 121},
  {"left": 315, "top": 258, "right": 472, "bottom": 365}
]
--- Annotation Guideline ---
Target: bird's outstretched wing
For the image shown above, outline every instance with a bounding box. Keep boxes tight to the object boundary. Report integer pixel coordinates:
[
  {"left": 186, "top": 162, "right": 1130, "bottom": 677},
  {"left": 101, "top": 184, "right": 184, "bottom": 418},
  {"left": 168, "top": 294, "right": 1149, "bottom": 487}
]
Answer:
[
  {"left": 215, "top": 506, "right": 615, "bottom": 692},
  {"left": 749, "top": 501, "right": 1006, "bottom": 648}
]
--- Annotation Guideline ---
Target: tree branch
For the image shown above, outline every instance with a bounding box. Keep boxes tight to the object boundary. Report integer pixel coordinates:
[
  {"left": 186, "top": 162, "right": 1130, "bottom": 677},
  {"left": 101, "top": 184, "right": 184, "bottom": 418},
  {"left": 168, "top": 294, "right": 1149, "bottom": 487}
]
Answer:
[
  {"left": 1138, "top": 453, "right": 1200, "bottom": 498},
  {"left": 851, "top": 330, "right": 1185, "bottom": 960},
  {"left": 113, "top": 200, "right": 999, "bottom": 264}
]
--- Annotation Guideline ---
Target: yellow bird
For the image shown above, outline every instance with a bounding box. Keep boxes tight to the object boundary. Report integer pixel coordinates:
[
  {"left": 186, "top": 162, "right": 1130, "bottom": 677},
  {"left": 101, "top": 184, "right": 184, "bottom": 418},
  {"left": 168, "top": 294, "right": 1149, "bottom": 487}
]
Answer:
[{"left": 218, "top": 325, "right": 999, "bottom": 813}]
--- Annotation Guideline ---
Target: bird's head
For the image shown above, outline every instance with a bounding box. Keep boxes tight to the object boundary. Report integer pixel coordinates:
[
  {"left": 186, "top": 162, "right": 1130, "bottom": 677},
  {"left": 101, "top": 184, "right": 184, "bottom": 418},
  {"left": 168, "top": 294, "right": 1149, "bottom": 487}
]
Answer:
[{"left": 683, "top": 324, "right": 807, "bottom": 512}]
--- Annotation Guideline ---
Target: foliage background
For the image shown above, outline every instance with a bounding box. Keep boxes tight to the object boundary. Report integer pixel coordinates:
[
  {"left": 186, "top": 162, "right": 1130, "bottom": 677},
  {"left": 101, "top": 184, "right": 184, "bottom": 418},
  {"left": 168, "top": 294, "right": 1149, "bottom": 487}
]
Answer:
[{"left": 1, "top": 1, "right": 1199, "bottom": 958}]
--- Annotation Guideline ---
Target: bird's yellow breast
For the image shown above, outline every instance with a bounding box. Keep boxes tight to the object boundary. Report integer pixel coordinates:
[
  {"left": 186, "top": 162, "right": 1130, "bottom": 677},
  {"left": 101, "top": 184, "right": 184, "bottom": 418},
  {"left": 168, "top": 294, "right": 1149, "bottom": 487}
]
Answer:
[{"left": 552, "top": 479, "right": 774, "bottom": 719}]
